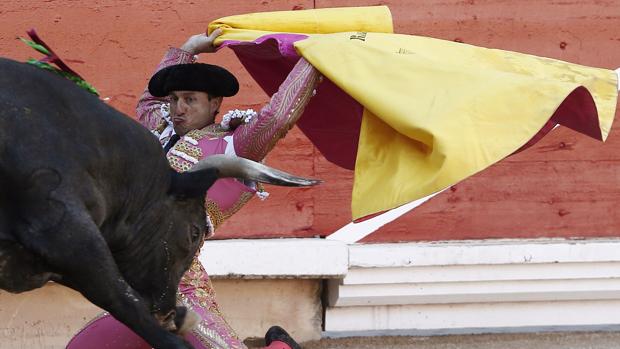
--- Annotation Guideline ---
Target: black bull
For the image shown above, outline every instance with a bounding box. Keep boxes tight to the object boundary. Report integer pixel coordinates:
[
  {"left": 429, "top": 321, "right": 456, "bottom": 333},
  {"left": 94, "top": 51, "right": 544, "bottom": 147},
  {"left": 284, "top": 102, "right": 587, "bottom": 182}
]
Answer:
[{"left": 0, "top": 58, "right": 319, "bottom": 349}]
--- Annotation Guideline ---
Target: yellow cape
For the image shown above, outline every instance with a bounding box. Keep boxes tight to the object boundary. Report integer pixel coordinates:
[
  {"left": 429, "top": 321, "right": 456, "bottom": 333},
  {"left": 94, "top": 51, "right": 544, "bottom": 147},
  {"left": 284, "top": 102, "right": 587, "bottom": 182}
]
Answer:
[{"left": 209, "top": 6, "right": 618, "bottom": 220}]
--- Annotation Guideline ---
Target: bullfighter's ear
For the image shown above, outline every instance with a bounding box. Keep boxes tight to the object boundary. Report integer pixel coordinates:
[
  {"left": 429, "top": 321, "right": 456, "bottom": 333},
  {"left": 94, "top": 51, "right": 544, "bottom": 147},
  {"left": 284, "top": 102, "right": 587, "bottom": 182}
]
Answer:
[{"left": 168, "top": 169, "right": 218, "bottom": 198}]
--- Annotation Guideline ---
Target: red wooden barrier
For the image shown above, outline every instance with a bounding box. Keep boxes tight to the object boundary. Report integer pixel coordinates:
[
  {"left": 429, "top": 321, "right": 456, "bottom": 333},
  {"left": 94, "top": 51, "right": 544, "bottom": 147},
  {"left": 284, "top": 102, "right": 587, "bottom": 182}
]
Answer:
[{"left": 1, "top": 1, "right": 619, "bottom": 241}]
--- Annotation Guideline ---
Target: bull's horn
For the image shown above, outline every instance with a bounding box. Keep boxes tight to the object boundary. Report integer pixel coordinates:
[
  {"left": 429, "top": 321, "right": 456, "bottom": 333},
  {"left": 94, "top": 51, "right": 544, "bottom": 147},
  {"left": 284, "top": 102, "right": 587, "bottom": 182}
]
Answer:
[{"left": 190, "top": 154, "right": 321, "bottom": 187}]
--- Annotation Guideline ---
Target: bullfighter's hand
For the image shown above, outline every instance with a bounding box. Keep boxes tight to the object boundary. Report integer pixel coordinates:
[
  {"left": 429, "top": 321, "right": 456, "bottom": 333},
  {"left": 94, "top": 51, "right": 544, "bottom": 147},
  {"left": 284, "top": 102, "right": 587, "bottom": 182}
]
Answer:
[
  {"left": 180, "top": 28, "right": 223, "bottom": 55},
  {"left": 227, "top": 117, "right": 245, "bottom": 130}
]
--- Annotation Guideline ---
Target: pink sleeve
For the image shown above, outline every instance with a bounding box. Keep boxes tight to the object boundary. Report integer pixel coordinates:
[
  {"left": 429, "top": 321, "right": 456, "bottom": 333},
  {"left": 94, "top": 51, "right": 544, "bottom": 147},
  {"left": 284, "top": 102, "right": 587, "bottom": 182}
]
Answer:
[
  {"left": 136, "top": 47, "right": 196, "bottom": 131},
  {"left": 232, "top": 58, "right": 321, "bottom": 161}
]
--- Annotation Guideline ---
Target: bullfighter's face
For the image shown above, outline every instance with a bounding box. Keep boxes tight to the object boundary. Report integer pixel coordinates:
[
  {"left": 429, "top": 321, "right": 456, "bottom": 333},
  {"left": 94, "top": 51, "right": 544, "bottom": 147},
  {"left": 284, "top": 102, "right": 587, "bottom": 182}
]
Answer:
[{"left": 169, "top": 91, "right": 223, "bottom": 136}]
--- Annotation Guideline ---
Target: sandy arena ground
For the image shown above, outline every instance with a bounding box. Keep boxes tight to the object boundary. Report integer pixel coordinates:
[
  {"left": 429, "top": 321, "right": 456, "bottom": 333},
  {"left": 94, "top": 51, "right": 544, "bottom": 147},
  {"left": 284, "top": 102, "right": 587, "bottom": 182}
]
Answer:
[{"left": 251, "top": 331, "right": 620, "bottom": 349}]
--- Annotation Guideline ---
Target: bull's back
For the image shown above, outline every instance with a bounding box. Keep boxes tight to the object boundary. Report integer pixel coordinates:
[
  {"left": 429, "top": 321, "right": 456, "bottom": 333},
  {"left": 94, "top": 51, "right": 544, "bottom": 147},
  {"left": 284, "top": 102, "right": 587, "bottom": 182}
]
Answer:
[
  {"left": 0, "top": 58, "right": 160, "bottom": 163},
  {"left": 0, "top": 58, "right": 170, "bottom": 221},
  {"left": 0, "top": 58, "right": 167, "bottom": 172}
]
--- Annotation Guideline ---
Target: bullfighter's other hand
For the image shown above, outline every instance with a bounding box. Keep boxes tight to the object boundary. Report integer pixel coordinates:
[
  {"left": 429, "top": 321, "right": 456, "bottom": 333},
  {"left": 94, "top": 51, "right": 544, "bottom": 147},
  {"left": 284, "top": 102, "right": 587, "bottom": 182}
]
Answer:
[{"left": 180, "top": 28, "right": 223, "bottom": 56}]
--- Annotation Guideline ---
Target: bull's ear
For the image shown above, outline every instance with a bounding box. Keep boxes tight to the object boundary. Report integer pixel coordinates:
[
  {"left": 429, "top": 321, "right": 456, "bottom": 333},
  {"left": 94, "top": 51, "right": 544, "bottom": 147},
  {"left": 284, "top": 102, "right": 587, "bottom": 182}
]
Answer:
[{"left": 168, "top": 168, "right": 218, "bottom": 198}]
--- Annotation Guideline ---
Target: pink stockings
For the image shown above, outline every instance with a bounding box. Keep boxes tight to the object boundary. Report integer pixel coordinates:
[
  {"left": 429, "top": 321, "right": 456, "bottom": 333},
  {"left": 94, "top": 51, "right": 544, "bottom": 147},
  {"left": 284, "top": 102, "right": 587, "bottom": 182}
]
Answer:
[
  {"left": 66, "top": 313, "right": 294, "bottom": 349},
  {"left": 66, "top": 258, "right": 295, "bottom": 349}
]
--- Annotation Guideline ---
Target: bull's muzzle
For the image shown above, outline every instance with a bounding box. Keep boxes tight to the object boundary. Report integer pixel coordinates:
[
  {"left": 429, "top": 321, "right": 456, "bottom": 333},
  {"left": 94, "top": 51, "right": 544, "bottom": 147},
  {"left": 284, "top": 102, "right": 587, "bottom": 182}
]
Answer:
[
  {"left": 154, "top": 309, "right": 178, "bottom": 332},
  {"left": 154, "top": 306, "right": 201, "bottom": 335}
]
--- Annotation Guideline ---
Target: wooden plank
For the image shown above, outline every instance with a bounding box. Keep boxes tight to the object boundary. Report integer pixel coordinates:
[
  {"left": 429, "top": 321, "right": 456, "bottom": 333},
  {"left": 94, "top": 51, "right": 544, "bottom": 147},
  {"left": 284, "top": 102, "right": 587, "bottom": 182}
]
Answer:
[
  {"left": 317, "top": 0, "right": 620, "bottom": 68},
  {"left": 0, "top": 1, "right": 315, "bottom": 115},
  {"left": 308, "top": 126, "right": 620, "bottom": 239},
  {"left": 325, "top": 300, "right": 620, "bottom": 333},
  {"left": 363, "top": 158, "right": 620, "bottom": 242},
  {"left": 215, "top": 128, "right": 319, "bottom": 238},
  {"left": 311, "top": 152, "right": 356, "bottom": 236},
  {"left": 315, "top": 0, "right": 620, "bottom": 241}
]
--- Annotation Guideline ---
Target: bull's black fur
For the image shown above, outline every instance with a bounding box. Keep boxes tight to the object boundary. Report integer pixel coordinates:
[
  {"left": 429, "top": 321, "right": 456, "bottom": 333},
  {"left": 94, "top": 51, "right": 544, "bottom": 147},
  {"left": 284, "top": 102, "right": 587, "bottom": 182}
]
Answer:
[{"left": 0, "top": 58, "right": 214, "bottom": 349}]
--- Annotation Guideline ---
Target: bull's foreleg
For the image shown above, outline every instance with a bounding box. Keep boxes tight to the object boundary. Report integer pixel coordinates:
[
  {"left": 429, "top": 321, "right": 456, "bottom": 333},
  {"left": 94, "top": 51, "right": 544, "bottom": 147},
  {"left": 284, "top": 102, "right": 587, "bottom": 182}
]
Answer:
[
  {"left": 15, "top": 208, "right": 191, "bottom": 349},
  {"left": 0, "top": 239, "right": 58, "bottom": 293}
]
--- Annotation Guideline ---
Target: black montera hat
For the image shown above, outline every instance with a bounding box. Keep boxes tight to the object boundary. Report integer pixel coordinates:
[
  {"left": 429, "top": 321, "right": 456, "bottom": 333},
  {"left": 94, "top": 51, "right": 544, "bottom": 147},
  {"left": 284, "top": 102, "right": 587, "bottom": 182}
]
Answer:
[{"left": 148, "top": 63, "right": 239, "bottom": 97}]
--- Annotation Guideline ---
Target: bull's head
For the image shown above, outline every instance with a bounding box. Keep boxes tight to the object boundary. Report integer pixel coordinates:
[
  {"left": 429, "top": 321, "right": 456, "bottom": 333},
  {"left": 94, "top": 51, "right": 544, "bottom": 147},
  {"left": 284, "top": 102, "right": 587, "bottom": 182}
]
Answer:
[{"left": 130, "top": 155, "right": 320, "bottom": 332}]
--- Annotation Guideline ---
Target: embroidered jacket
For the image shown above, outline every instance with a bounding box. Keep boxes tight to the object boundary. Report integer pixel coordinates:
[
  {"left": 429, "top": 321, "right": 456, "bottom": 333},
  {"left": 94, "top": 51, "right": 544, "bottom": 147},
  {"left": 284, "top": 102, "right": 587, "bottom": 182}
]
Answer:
[{"left": 137, "top": 47, "right": 321, "bottom": 231}]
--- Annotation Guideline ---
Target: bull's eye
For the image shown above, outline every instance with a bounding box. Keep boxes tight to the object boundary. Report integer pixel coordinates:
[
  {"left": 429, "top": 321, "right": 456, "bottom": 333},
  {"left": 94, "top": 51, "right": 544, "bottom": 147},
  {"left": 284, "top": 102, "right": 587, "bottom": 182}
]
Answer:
[{"left": 190, "top": 225, "right": 201, "bottom": 242}]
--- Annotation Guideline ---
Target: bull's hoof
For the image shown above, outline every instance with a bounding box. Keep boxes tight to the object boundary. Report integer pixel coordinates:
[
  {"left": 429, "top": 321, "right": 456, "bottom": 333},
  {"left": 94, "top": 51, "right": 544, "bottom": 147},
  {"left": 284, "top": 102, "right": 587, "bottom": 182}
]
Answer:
[{"left": 265, "top": 326, "right": 301, "bottom": 349}]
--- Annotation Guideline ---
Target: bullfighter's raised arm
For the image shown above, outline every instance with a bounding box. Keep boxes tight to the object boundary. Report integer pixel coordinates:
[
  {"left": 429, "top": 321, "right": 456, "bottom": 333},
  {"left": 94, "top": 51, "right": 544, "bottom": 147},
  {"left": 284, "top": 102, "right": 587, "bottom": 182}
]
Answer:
[
  {"left": 232, "top": 57, "right": 321, "bottom": 162},
  {"left": 137, "top": 30, "right": 322, "bottom": 158}
]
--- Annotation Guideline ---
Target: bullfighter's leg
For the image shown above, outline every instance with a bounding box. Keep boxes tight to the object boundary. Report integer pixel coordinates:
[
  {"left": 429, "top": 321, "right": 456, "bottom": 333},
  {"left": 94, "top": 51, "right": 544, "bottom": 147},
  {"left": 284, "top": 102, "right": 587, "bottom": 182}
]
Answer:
[
  {"left": 71, "top": 257, "right": 252, "bottom": 349},
  {"left": 67, "top": 257, "right": 303, "bottom": 349},
  {"left": 66, "top": 255, "right": 248, "bottom": 349},
  {"left": 14, "top": 207, "right": 192, "bottom": 349}
]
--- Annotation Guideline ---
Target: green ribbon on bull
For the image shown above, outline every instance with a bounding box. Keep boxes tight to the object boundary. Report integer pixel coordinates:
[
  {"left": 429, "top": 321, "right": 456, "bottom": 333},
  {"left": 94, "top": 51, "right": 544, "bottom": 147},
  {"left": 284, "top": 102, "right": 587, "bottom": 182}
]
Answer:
[{"left": 20, "top": 36, "right": 99, "bottom": 96}]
